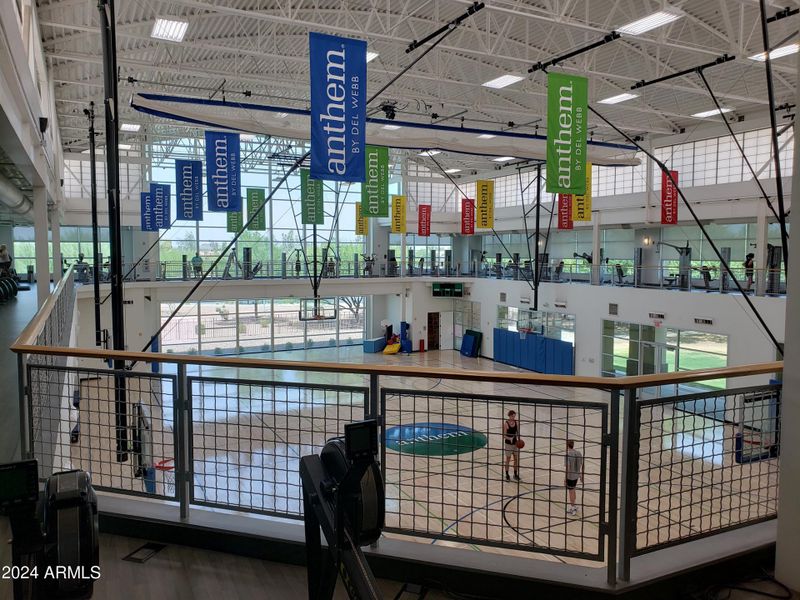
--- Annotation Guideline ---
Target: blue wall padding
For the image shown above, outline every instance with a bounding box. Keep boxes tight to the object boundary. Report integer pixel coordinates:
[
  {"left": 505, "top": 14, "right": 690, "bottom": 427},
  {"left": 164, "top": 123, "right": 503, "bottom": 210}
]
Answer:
[
  {"left": 363, "top": 337, "right": 387, "bottom": 353},
  {"left": 492, "top": 328, "right": 574, "bottom": 375}
]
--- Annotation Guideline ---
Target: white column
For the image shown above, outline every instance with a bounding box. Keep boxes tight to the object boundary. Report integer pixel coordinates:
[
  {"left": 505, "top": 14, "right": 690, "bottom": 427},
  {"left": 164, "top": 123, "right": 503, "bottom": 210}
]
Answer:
[
  {"left": 591, "top": 212, "right": 601, "bottom": 285},
  {"left": 49, "top": 205, "right": 61, "bottom": 283},
  {"left": 400, "top": 155, "right": 408, "bottom": 276},
  {"left": 774, "top": 51, "right": 800, "bottom": 592},
  {"left": 755, "top": 201, "right": 768, "bottom": 296},
  {"left": 33, "top": 185, "right": 50, "bottom": 307},
  {"left": 645, "top": 139, "right": 655, "bottom": 224}
]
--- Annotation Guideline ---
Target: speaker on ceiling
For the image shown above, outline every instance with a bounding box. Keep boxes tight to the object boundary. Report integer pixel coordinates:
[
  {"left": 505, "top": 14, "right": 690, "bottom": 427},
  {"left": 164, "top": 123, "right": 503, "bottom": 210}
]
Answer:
[{"left": 39, "top": 117, "right": 49, "bottom": 134}]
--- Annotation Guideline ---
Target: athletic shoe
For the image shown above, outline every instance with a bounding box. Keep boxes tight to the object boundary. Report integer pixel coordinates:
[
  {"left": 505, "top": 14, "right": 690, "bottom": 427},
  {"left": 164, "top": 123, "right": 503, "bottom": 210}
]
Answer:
[
  {"left": 513, "top": 473, "right": 520, "bottom": 481},
  {"left": 505, "top": 473, "right": 510, "bottom": 481}
]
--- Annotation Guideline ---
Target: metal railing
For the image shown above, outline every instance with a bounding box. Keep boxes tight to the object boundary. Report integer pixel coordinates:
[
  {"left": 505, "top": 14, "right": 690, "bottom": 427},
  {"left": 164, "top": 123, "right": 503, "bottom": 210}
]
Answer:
[
  {"left": 65, "top": 258, "right": 787, "bottom": 297},
  {"left": 11, "top": 279, "right": 784, "bottom": 587}
]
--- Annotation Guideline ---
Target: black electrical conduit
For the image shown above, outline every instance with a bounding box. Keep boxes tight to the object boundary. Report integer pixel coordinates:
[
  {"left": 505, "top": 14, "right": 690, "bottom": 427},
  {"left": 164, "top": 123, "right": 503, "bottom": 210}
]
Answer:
[
  {"left": 758, "top": 0, "right": 790, "bottom": 281},
  {"left": 589, "top": 104, "right": 783, "bottom": 353},
  {"left": 136, "top": 8, "right": 480, "bottom": 362}
]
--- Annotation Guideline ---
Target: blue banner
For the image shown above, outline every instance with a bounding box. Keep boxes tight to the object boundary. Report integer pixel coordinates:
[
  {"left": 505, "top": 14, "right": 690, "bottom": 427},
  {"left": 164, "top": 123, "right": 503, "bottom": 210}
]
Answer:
[
  {"left": 205, "top": 131, "right": 241, "bottom": 212},
  {"left": 140, "top": 192, "right": 156, "bottom": 232},
  {"left": 175, "top": 159, "right": 203, "bottom": 221},
  {"left": 149, "top": 183, "right": 171, "bottom": 229},
  {"left": 309, "top": 32, "right": 366, "bottom": 183}
]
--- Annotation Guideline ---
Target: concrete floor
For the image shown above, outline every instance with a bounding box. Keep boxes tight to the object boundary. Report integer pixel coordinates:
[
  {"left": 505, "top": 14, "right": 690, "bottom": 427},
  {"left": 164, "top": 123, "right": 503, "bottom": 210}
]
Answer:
[{"left": 0, "top": 283, "right": 40, "bottom": 463}]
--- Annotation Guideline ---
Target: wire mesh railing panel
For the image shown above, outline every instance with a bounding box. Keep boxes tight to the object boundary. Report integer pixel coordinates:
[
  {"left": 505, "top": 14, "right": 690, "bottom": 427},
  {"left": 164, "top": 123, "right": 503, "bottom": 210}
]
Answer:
[
  {"left": 633, "top": 385, "right": 780, "bottom": 555},
  {"left": 381, "top": 389, "right": 608, "bottom": 560},
  {"left": 27, "top": 365, "right": 177, "bottom": 499},
  {"left": 188, "top": 376, "right": 368, "bottom": 519}
]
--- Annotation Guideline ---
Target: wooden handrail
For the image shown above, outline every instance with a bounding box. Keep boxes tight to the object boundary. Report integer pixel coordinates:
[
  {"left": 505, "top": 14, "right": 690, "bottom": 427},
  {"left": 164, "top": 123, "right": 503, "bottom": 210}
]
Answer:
[
  {"left": 13, "top": 266, "right": 76, "bottom": 347},
  {"left": 9, "top": 342, "right": 782, "bottom": 391}
]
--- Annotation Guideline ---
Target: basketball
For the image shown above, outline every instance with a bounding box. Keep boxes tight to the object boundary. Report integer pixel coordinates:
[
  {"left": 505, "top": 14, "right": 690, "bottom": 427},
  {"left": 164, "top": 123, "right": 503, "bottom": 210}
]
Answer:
[{"left": 516, "top": 439, "right": 525, "bottom": 449}]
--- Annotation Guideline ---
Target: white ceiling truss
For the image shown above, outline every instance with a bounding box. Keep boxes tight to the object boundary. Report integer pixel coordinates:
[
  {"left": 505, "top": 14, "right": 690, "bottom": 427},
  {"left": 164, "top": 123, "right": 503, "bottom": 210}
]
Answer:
[{"left": 36, "top": 0, "right": 800, "bottom": 171}]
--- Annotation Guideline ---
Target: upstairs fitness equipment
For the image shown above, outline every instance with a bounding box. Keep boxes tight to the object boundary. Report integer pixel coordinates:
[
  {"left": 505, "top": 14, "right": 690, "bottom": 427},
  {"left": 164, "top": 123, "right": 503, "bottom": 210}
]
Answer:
[
  {"left": 300, "top": 420, "right": 385, "bottom": 600},
  {"left": 657, "top": 241, "right": 692, "bottom": 290},
  {"left": 0, "top": 460, "right": 99, "bottom": 600},
  {"left": 767, "top": 244, "right": 783, "bottom": 295},
  {"left": 0, "top": 276, "right": 19, "bottom": 301}
]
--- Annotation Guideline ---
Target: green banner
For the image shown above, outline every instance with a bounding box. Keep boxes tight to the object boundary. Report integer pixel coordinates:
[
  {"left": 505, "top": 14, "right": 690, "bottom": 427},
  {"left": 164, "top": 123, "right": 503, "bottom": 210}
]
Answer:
[
  {"left": 360, "top": 145, "right": 389, "bottom": 217},
  {"left": 300, "top": 169, "right": 324, "bottom": 225},
  {"left": 246, "top": 188, "right": 266, "bottom": 231},
  {"left": 546, "top": 72, "right": 588, "bottom": 195},
  {"left": 227, "top": 209, "right": 243, "bottom": 233}
]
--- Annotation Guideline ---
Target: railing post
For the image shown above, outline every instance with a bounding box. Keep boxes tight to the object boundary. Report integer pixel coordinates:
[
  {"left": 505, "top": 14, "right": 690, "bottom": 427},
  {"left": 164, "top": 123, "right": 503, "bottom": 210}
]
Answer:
[
  {"left": 176, "top": 363, "right": 191, "bottom": 520},
  {"left": 618, "top": 387, "right": 639, "bottom": 582},
  {"left": 17, "top": 353, "right": 29, "bottom": 459},
  {"left": 369, "top": 373, "right": 379, "bottom": 419},
  {"left": 607, "top": 388, "right": 620, "bottom": 586}
]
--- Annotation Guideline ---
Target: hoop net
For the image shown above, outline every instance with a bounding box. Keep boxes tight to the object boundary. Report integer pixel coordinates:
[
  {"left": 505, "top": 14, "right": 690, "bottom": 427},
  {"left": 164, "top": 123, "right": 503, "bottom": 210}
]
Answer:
[
  {"left": 519, "top": 327, "right": 532, "bottom": 340},
  {"left": 155, "top": 458, "right": 175, "bottom": 497}
]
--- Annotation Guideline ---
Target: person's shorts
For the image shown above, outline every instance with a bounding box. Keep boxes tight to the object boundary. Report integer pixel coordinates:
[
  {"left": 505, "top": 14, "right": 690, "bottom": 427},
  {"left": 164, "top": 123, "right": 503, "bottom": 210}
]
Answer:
[
  {"left": 566, "top": 478, "right": 578, "bottom": 489},
  {"left": 504, "top": 443, "right": 519, "bottom": 457}
]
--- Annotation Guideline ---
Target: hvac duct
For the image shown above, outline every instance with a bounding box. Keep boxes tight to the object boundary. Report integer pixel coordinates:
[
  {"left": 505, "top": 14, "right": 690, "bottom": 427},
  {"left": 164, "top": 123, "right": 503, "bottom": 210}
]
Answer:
[{"left": 0, "top": 172, "right": 32, "bottom": 215}]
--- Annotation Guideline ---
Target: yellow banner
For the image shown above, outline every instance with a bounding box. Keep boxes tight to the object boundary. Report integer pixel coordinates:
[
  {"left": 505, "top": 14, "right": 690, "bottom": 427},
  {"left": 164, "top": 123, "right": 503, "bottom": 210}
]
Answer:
[
  {"left": 476, "top": 180, "right": 494, "bottom": 228},
  {"left": 391, "top": 195, "right": 407, "bottom": 233},
  {"left": 572, "top": 163, "right": 592, "bottom": 221},
  {"left": 355, "top": 202, "right": 369, "bottom": 235}
]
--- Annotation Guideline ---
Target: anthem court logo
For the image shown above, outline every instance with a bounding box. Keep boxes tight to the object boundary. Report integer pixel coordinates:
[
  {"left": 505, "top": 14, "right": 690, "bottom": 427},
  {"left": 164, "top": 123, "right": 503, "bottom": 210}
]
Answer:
[{"left": 385, "top": 423, "right": 488, "bottom": 456}]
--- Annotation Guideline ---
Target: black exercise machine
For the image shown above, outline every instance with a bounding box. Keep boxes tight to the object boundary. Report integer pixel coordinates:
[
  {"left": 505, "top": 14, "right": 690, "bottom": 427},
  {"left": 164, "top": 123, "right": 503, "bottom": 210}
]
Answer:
[
  {"left": 300, "top": 420, "right": 385, "bottom": 600},
  {"left": 0, "top": 460, "right": 99, "bottom": 600}
]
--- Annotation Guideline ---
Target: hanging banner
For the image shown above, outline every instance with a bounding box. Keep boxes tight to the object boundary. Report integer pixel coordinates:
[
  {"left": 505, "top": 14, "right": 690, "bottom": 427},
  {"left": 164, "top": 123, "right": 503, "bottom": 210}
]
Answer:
[
  {"left": 227, "top": 210, "right": 244, "bottom": 233},
  {"left": 661, "top": 170, "right": 679, "bottom": 225},
  {"left": 149, "top": 183, "right": 171, "bottom": 229},
  {"left": 205, "top": 131, "right": 241, "bottom": 212},
  {"left": 418, "top": 204, "right": 432, "bottom": 237},
  {"left": 360, "top": 145, "right": 389, "bottom": 217},
  {"left": 175, "top": 159, "right": 203, "bottom": 221},
  {"left": 572, "top": 162, "right": 592, "bottom": 221},
  {"left": 140, "top": 191, "right": 157, "bottom": 232},
  {"left": 246, "top": 188, "right": 266, "bottom": 231},
  {"left": 476, "top": 180, "right": 494, "bottom": 228},
  {"left": 391, "top": 195, "right": 406, "bottom": 233},
  {"left": 558, "top": 194, "right": 573, "bottom": 230},
  {"left": 309, "top": 32, "right": 367, "bottom": 183},
  {"left": 461, "top": 198, "right": 475, "bottom": 235},
  {"left": 546, "top": 72, "right": 588, "bottom": 195},
  {"left": 300, "top": 169, "right": 325, "bottom": 225},
  {"left": 355, "top": 202, "right": 369, "bottom": 235}
]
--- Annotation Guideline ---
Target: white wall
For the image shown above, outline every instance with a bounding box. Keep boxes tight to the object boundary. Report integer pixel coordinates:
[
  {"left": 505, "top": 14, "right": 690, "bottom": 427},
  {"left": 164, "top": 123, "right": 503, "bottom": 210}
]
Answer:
[
  {"left": 466, "top": 278, "right": 784, "bottom": 383},
  {"left": 75, "top": 277, "right": 784, "bottom": 385}
]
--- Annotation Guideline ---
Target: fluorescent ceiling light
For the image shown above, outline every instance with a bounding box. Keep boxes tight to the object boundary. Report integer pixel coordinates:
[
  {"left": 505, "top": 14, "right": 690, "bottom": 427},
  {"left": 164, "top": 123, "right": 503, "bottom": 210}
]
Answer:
[
  {"left": 477, "top": 134, "right": 496, "bottom": 139},
  {"left": 691, "top": 107, "right": 732, "bottom": 118},
  {"left": 151, "top": 18, "right": 189, "bottom": 42},
  {"left": 120, "top": 123, "right": 141, "bottom": 132},
  {"left": 275, "top": 112, "right": 289, "bottom": 118},
  {"left": 749, "top": 43, "right": 799, "bottom": 61},
  {"left": 118, "top": 143, "right": 132, "bottom": 150},
  {"left": 598, "top": 92, "right": 639, "bottom": 105},
  {"left": 617, "top": 9, "right": 682, "bottom": 35},
  {"left": 444, "top": 168, "right": 461, "bottom": 174},
  {"left": 419, "top": 150, "right": 441, "bottom": 157},
  {"left": 240, "top": 133, "right": 257, "bottom": 141},
  {"left": 382, "top": 124, "right": 402, "bottom": 130},
  {"left": 482, "top": 74, "right": 524, "bottom": 89},
  {"left": 493, "top": 156, "right": 516, "bottom": 162},
  {"left": 366, "top": 51, "right": 379, "bottom": 63}
]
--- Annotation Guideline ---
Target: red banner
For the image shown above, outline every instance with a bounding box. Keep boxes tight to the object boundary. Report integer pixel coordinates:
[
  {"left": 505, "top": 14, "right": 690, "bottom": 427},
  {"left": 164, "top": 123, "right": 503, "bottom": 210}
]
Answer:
[
  {"left": 661, "top": 170, "right": 679, "bottom": 225},
  {"left": 558, "top": 194, "right": 573, "bottom": 230},
  {"left": 418, "top": 204, "right": 431, "bottom": 236},
  {"left": 461, "top": 198, "right": 475, "bottom": 235}
]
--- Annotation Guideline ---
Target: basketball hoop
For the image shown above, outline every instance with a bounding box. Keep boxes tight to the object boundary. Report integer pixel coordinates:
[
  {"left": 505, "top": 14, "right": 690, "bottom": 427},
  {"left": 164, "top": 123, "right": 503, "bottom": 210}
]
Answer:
[
  {"left": 519, "top": 327, "right": 532, "bottom": 340},
  {"left": 155, "top": 458, "right": 175, "bottom": 497},
  {"left": 653, "top": 320, "right": 663, "bottom": 329},
  {"left": 299, "top": 297, "right": 338, "bottom": 321}
]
